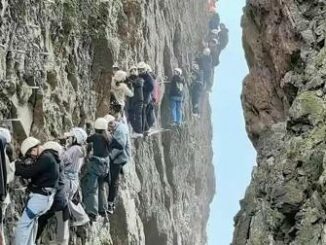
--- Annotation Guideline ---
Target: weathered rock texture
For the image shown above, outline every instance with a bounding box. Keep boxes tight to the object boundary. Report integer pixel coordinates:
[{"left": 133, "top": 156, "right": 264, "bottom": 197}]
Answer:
[
  {"left": 234, "top": 0, "right": 326, "bottom": 244},
  {"left": 0, "top": 0, "right": 215, "bottom": 244}
]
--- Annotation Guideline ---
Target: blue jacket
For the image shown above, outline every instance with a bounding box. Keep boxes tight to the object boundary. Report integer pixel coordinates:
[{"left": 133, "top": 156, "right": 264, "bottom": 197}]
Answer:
[{"left": 110, "top": 122, "right": 131, "bottom": 165}]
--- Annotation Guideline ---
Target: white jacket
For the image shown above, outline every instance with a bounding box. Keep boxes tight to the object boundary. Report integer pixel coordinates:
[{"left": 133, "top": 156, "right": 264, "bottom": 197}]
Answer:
[{"left": 111, "top": 80, "right": 134, "bottom": 107}]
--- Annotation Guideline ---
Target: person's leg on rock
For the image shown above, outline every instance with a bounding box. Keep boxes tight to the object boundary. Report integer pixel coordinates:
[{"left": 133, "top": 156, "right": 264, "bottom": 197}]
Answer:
[{"left": 108, "top": 164, "right": 123, "bottom": 214}]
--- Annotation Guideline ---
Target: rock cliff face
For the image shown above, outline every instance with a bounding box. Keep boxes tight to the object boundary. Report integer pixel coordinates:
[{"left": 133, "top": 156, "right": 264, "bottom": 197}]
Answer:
[
  {"left": 0, "top": 1, "right": 215, "bottom": 244},
  {"left": 234, "top": 0, "right": 326, "bottom": 244}
]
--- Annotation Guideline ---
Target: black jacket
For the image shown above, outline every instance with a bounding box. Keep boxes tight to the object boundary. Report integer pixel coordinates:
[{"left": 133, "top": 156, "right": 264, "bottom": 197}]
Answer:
[
  {"left": 15, "top": 150, "right": 60, "bottom": 192},
  {"left": 47, "top": 150, "right": 67, "bottom": 211},
  {"left": 130, "top": 75, "right": 144, "bottom": 103},
  {"left": 0, "top": 136, "right": 7, "bottom": 201},
  {"left": 139, "top": 73, "right": 154, "bottom": 104},
  {"left": 87, "top": 133, "right": 111, "bottom": 158},
  {"left": 169, "top": 74, "right": 185, "bottom": 97},
  {"left": 209, "top": 13, "right": 220, "bottom": 30}
]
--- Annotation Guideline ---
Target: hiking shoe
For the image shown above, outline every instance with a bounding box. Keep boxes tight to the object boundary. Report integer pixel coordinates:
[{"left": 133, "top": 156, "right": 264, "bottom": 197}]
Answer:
[
  {"left": 108, "top": 203, "right": 116, "bottom": 215},
  {"left": 87, "top": 213, "right": 97, "bottom": 223},
  {"left": 72, "top": 215, "right": 90, "bottom": 227},
  {"left": 132, "top": 132, "right": 143, "bottom": 138}
]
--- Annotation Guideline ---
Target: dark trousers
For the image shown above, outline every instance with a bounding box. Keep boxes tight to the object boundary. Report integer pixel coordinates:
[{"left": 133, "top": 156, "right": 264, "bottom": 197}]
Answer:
[
  {"left": 108, "top": 164, "right": 123, "bottom": 203},
  {"left": 192, "top": 83, "right": 203, "bottom": 114},
  {"left": 130, "top": 101, "right": 143, "bottom": 133}
]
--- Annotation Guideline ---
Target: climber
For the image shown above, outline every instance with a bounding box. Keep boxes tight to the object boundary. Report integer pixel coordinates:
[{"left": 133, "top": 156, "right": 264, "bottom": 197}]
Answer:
[
  {"left": 209, "top": 12, "right": 220, "bottom": 30},
  {"left": 36, "top": 141, "right": 69, "bottom": 245},
  {"left": 107, "top": 114, "right": 131, "bottom": 214},
  {"left": 216, "top": 23, "right": 229, "bottom": 60},
  {"left": 191, "top": 64, "right": 204, "bottom": 116},
  {"left": 208, "top": 0, "right": 217, "bottom": 13},
  {"left": 199, "top": 48, "right": 213, "bottom": 91},
  {"left": 145, "top": 64, "right": 156, "bottom": 130},
  {"left": 110, "top": 70, "right": 134, "bottom": 118},
  {"left": 14, "top": 137, "right": 59, "bottom": 245},
  {"left": 127, "top": 66, "right": 144, "bottom": 137},
  {"left": 169, "top": 68, "right": 185, "bottom": 126},
  {"left": 112, "top": 63, "right": 120, "bottom": 75},
  {"left": 82, "top": 117, "right": 111, "bottom": 220},
  {"left": 138, "top": 62, "right": 154, "bottom": 133},
  {"left": 60, "top": 128, "right": 90, "bottom": 227},
  {"left": 0, "top": 128, "right": 14, "bottom": 245},
  {"left": 208, "top": 38, "right": 220, "bottom": 66}
]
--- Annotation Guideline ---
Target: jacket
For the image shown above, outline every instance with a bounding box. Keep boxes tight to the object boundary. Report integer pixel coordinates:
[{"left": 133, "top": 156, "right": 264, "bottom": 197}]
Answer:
[
  {"left": 46, "top": 149, "right": 67, "bottom": 211},
  {"left": 130, "top": 75, "right": 144, "bottom": 103},
  {"left": 0, "top": 136, "right": 7, "bottom": 201},
  {"left": 111, "top": 80, "right": 134, "bottom": 107},
  {"left": 169, "top": 74, "right": 185, "bottom": 98},
  {"left": 139, "top": 73, "right": 154, "bottom": 104},
  {"left": 15, "top": 150, "right": 60, "bottom": 192},
  {"left": 110, "top": 122, "right": 131, "bottom": 165},
  {"left": 209, "top": 13, "right": 220, "bottom": 30}
]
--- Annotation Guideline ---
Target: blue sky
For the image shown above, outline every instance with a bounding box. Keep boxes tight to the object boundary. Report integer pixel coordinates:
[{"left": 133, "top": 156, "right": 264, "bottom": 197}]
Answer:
[{"left": 207, "top": 0, "right": 257, "bottom": 244}]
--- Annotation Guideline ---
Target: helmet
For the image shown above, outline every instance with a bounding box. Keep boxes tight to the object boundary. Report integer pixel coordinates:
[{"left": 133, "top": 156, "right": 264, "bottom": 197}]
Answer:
[
  {"left": 146, "top": 64, "right": 152, "bottom": 73},
  {"left": 137, "top": 62, "right": 147, "bottom": 70},
  {"left": 129, "top": 66, "right": 138, "bottom": 76},
  {"left": 113, "top": 70, "right": 128, "bottom": 82},
  {"left": 0, "top": 127, "right": 11, "bottom": 143},
  {"left": 21, "top": 137, "right": 41, "bottom": 156},
  {"left": 192, "top": 64, "right": 199, "bottom": 71},
  {"left": 94, "top": 118, "right": 108, "bottom": 130},
  {"left": 70, "top": 127, "right": 88, "bottom": 145},
  {"left": 203, "top": 48, "right": 211, "bottom": 56},
  {"left": 112, "top": 63, "right": 119, "bottom": 69},
  {"left": 211, "top": 29, "right": 219, "bottom": 35},
  {"left": 43, "top": 141, "right": 64, "bottom": 155},
  {"left": 174, "top": 68, "right": 182, "bottom": 76},
  {"left": 104, "top": 114, "right": 115, "bottom": 123},
  {"left": 210, "top": 38, "right": 218, "bottom": 45}
]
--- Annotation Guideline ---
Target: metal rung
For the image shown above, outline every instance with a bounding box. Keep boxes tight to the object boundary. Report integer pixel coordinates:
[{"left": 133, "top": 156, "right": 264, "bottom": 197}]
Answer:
[
  {"left": 1, "top": 118, "right": 20, "bottom": 122},
  {"left": 11, "top": 50, "right": 26, "bottom": 54},
  {"left": 29, "top": 86, "right": 40, "bottom": 90}
]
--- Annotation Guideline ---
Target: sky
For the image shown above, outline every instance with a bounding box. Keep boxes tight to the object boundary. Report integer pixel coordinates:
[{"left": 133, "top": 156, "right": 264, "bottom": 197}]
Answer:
[{"left": 207, "top": 0, "right": 257, "bottom": 244}]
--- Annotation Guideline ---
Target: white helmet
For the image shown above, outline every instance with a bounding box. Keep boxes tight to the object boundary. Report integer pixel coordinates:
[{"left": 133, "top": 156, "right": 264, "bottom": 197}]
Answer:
[
  {"left": 0, "top": 127, "right": 11, "bottom": 143},
  {"left": 203, "top": 48, "right": 211, "bottom": 56},
  {"left": 112, "top": 63, "right": 119, "bottom": 69},
  {"left": 146, "top": 64, "right": 152, "bottom": 73},
  {"left": 104, "top": 114, "right": 115, "bottom": 123},
  {"left": 129, "top": 66, "right": 138, "bottom": 76},
  {"left": 70, "top": 128, "right": 88, "bottom": 145},
  {"left": 94, "top": 118, "right": 108, "bottom": 130},
  {"left": 174, "top": 68, "right": 182, "bottom": 76},
  {"left": 21, "top": 137, "right": 41, "bottom": 156},
  {"left": 211, "top": 29, "right": 219, "bottom": 35},
  {"left": 43, "top": 141, "right": 64, "bottom": 155},
  {"left": 192, "top": 64, "right": 199, "bottom": 71},
  {"left": 137, "top": 62, "right": 147, "bottom": 72},
  {"left": 113, "top": 70, "right": 128, "bottom": 82}
]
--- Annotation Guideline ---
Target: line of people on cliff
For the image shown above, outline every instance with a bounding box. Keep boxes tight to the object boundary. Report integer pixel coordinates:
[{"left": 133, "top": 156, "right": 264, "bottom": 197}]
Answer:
[{"left": 0, "top": 113, "right": 131, "bottom": 245}]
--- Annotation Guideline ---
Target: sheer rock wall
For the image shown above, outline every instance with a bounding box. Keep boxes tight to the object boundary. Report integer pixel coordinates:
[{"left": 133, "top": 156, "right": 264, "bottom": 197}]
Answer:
[
  {"left": 0, "top": 1, "right": 215, "bottom": 244},
  {"left": 234, "top": 1, "right": 326, "bottom": 244}
]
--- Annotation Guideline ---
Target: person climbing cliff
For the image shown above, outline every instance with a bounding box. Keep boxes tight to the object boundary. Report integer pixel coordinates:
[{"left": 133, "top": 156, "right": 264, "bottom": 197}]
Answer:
[
  {"left": 199, "top": 48, "right": 213, "bottom": 91},
  {"left": 208, "top": 12, "right": 220, "bottom": 30},
  {"left": 216, "top": 23, "right": 229, "bottom": 60},
  {"left": 169, "top": 68, "right": 185, "bottom": 126},
  {"left": 61, "top": 128, "right": 90, "bottom": 227},
  {"left": 0, "top": 128, "right": 14, "bottom": 245},
  {"left": 107, "top": 114, "right": 131, "bottom": 214},
  {"left": 111, "top": 70, "right": 134, "bottom": 118},
  {"left": 36, "top": 141, "right": 69, "bottom": 245},
  {"left": 112, "top": 63, "right": 120, "bottom": 76},
  {"left": 208, "top": 38, "right": 220, "bottom": 66},
  {"left": 138, "top": 62, "right": 154, "bottom": 133},
  {"left": 127, "top": 66, "right": 144, "bottom": 137},
  {"left": 14, "top": 137, "right": 59, "bottom": 245},
  {"left": 191, "top": 64, "right": 204, "bottom": 116},
  {"left": 82, "top": 117, "right": 111, "bottom": 221}
]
